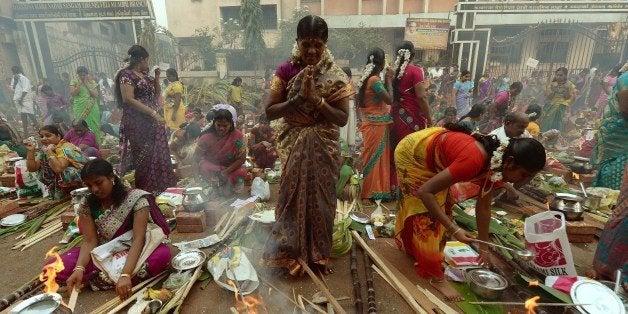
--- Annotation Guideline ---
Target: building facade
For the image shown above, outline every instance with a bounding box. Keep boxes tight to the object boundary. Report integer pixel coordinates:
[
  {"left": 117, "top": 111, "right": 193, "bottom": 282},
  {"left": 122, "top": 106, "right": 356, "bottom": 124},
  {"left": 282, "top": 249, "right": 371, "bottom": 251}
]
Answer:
[{"left": 165, "top": 0, "right": 457, "bottom": 70}]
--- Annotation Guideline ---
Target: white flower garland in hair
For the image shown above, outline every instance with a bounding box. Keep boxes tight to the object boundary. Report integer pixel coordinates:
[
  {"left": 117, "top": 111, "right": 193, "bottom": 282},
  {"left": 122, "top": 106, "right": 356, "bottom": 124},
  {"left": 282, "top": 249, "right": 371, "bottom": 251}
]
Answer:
[
  {"left": 357, "top": 55, "right": 375, "bottom": 89},
  {"left": 489, "top": 139, "right": 509, "bottom": 182},
  {"left": 394, "top": 49, "right": 411, "bottom": 79}
]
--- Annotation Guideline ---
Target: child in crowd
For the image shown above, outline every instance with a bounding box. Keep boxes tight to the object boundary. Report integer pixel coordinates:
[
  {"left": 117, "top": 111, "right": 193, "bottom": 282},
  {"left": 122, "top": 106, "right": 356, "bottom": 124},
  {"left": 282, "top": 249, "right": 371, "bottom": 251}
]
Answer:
[{"left": 525, "top": 104, "right": 543, "bottom": 138}]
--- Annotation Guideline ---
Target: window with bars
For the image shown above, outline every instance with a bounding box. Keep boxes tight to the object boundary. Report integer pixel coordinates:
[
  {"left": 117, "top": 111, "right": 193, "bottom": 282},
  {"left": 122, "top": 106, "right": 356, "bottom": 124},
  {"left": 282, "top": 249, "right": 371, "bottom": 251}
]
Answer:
[{"left": 220, "top": 5, "right": 278, "bottom": 30}]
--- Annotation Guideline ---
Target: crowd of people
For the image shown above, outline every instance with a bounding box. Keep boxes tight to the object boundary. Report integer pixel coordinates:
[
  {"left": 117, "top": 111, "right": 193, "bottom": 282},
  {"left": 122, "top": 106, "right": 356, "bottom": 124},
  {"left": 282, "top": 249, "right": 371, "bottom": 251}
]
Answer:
[{"left": 1, "top": 13, "right": 626, "bottom": 303}]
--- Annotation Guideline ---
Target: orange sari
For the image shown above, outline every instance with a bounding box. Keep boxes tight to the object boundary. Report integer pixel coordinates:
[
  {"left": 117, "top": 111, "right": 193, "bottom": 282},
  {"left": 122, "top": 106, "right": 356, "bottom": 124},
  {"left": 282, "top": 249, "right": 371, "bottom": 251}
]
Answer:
[{"left": 359, "top": 76, "right": 392, "bottom": 200}]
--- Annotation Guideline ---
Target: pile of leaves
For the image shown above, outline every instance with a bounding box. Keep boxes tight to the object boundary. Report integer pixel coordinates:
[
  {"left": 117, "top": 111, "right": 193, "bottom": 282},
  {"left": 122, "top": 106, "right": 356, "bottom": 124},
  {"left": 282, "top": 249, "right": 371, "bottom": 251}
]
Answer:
[{"left": 185, "top": 79, "right": 263, "bottom": 113}]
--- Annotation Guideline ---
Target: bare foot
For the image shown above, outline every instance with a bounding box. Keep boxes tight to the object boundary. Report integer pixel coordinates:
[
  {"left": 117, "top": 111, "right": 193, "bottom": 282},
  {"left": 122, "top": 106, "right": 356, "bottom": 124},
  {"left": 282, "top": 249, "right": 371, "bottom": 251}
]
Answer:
[{"left": 429, "top": 278, "right": 464, "bottom": 302}]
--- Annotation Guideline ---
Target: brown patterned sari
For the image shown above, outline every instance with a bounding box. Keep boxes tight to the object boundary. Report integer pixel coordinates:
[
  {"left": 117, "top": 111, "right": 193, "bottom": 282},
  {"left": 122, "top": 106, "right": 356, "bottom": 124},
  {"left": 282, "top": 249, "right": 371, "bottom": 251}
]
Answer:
[{"left": 262, "top": 53, "right": 354, "bottom": 275}]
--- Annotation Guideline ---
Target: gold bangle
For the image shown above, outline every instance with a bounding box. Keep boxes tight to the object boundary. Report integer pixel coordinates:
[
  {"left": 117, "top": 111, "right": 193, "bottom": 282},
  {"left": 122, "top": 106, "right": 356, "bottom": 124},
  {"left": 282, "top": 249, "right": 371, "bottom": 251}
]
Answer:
[
  {"left": 73, "top": 266, "right": 85, "bottom": 273},
  {"left": 119, "top": 273, "right": 131, "bottom": 279}
]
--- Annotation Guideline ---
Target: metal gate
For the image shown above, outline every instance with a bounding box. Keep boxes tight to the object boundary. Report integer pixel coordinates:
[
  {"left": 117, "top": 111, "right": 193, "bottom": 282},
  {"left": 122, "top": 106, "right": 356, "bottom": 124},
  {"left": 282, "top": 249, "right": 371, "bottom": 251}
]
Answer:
[
  {"left": 51, "top": 50, "right": 123, "bottom": 78},
  {"left": 486, "top": 21, "right": 627, "bottom": 81}
]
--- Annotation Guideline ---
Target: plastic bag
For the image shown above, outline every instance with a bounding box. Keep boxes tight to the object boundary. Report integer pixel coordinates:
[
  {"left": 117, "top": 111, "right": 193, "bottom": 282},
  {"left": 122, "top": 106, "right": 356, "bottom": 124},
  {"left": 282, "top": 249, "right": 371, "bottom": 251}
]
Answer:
[
  {"left": 14, "top": 159, "right": 44, "bottom": 198},
  {"left": 207, "top": 246, "right": 259, "bottom": 295},
  {"left": 370, "top": 199, "right": 385, "bottom": 226},
  {"left": 524, "top": 211, "right": 577, "bottom": 277},
  {"left": 250, "top": 177, "right": 270, "bottom": 201}
]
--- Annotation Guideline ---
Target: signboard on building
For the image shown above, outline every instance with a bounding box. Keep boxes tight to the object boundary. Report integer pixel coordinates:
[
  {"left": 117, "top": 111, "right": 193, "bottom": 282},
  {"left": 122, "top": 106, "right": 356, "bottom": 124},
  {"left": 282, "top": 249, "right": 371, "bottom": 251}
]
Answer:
[
  {"left": 13, "top": 0, "right": 153, "bottom": 21},
  {"left": 457, "top": 1, "right": 628, "bottom": 13},
  {"left": 404, "top": 18, "right": 450, "bottom": 50}
]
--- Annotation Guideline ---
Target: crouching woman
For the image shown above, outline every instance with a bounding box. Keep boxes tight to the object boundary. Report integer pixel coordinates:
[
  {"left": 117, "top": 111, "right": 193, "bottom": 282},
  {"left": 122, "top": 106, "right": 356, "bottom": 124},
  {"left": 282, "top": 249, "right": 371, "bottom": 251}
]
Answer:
[{"left": 53, "top": 159, "right": 171, "bottom": 300}]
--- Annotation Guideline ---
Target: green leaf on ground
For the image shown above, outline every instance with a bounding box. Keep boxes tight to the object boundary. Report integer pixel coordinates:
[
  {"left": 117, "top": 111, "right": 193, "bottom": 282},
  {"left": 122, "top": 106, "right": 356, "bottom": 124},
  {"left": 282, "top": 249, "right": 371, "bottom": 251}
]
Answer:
[
  {"left": 518, "top": 274, "right": 573, "bottom": 304},
  {"left": 451, "top": 282, "right": 504, "bottom": 314}
]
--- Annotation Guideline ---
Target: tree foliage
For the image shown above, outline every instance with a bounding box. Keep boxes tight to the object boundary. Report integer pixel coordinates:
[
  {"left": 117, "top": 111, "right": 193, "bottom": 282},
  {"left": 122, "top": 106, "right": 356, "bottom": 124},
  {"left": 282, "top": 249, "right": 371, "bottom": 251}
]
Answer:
[
  {"left": 214, "top": 18, "right": 242, "bottom": 49},
  {"left": 180, "top": 26, "right": 217, "bottom": 70},
  {"left": 240, "top": 0, "right": 266, "bottom": 63},
  {"left": 275, "top": 7, "right": 311, "bottom": 59},
  {"left": 327, "top": 23, "right": 387, "bottom": 67}
]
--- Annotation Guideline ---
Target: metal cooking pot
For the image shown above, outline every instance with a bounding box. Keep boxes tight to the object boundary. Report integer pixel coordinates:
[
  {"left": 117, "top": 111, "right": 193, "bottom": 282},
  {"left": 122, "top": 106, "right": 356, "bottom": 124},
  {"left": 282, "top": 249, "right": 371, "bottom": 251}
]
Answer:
[
  {"left": 569, "top": 156, "right": 593, "bottom": 174},
  {"left": 467, "top": 269, "right": 509, "bottom": 300},
  {"left": 550, "top": 193, "right": 584, "bottom": 220}
]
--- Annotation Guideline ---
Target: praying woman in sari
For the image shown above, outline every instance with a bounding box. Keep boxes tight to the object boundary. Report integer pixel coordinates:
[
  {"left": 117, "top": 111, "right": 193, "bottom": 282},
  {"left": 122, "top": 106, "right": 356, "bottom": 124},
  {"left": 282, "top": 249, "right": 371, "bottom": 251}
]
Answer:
[
  {"left": 56, "top": 159, "right": 171, "bottom": 299},
  {"left": 70, "top": 66, "right": 101, "bottom": 145},
  {"left": 262, "top": 15, "right": 354, "bottom": 276}
]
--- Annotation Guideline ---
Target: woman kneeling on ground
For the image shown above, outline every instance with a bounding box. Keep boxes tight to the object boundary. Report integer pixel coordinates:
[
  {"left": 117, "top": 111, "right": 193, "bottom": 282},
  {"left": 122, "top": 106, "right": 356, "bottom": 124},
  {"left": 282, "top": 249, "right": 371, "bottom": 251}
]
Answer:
[
  {"left": 56, "top": 159, "right": 171, "bottom": 299},
  {"left": 25, "top": 125, "right": 87, "bottom": 198},
  {"left": 394, "top": 124, "right": 546, "bottom": 301},
  {"left": 195, "top": 108, "right": 247, "bottom": 195}
]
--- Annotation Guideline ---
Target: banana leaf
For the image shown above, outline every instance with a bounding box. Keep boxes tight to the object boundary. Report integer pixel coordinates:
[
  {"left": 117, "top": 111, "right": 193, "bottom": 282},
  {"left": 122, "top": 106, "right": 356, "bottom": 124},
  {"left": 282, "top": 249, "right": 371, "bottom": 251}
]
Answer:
[
  {"left": 518, "top": 274, "right": 573, "bottom": 304},
  {"left": 451, "top": 282, "right": 503, "bottom": 314}
]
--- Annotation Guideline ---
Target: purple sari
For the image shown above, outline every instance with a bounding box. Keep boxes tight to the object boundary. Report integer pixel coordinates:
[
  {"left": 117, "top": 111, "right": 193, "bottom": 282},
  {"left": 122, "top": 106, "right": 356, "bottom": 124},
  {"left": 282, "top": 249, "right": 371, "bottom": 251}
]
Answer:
[
  {"left": 55, "top": 189, "right": 171, "bottom": 288},
  {"left": 118, "top": 68, "right": 176, "bottom": 194}
]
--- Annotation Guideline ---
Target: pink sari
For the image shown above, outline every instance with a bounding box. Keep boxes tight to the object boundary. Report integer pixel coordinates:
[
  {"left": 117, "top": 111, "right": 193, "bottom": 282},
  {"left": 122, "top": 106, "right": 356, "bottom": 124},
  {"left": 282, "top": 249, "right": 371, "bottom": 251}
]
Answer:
[
  {"left": 53, "top": 189, "right": 171, "bottom": 289},
  {"left": 196, "top": 129, "right": 247, "bottom": 185}
]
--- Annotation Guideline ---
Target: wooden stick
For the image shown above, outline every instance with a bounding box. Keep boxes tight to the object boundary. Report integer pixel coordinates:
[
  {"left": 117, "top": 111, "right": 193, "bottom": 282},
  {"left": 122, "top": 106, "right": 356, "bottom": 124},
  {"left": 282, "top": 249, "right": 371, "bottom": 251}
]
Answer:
[
  {"left": 349, "top": 245, "right": 363, "bottom": 313},
  {"left": 415, "top": 285, "right": 458, "bottom": 314},
  {"left": 371, "top": 265, "right": 399, "bottom": 294},
  {"left": 172, "top": 264, "right": 203, "bottom": 313},
  {"left": 297, "top": 258, "right": 346, "bottom": 314},
  {"left": 92, "top": 272, "right": 166, "bottom": 314},
  {"left": 468, "top": 301, "right": 589, "bottom": 306},
  {"left": 259, "top": 277, "right": 306, "bottom": 311},
  {"left": 351, "top": 231, "right": 425, "bottom": 314},
  {"left": 219, "top": 210, "right": 238, "bottom": 238},
  {"left": 13, "top": 222, "right": 62, "bottom": 247},
  {"left": 105, "top": 272, "right": 168, "bottom": 314},
  {"left": 299, "top": 295, "right": 327, "bottom": 314},
  {"left": 67, "top": 288, "right": 79, "bottom": 312},
  {"left": 17, "top": 225, "right": 63, "bottom": 250},
  {"left": 214, "top": 212, "right": 229, "bottom": 232}
]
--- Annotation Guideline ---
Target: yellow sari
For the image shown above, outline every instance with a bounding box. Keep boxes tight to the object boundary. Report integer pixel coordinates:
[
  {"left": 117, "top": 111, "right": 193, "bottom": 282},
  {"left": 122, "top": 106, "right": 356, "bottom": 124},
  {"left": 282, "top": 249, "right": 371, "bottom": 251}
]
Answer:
[{"left": 163, "top": 81, "right": 186, "bottom": 131}]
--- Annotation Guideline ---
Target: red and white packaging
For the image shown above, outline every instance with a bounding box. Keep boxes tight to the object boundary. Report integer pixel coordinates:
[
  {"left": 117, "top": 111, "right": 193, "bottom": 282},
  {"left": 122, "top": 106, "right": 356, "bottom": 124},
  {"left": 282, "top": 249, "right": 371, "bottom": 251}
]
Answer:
[{"left": 524, "top": 211, "right": 577, "bottom": 277}]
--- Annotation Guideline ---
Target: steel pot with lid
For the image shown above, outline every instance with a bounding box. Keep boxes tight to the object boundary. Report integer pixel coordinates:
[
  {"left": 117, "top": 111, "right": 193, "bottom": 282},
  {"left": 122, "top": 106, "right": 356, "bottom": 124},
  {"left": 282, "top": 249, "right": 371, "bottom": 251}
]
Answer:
[
  {"left": 570, "top": 156, "right": 593, "bottom": 174},
  {"left": 182, "top": 187, "right": 204, "bottom": 212},
  {"left": 550, "top": 193, "right": 584, "bottom": 220}
]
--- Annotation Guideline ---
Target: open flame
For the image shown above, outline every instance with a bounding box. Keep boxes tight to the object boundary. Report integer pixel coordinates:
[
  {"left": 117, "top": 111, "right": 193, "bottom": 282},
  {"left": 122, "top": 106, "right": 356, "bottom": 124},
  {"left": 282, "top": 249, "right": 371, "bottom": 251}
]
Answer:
[
  {"left": 242, "top": 294, "right": 267, "bottom": 314},
  {"left": 226, "top": 279, "right": 267, "bottom": 313},
  {"left": 40, "top": 246, "right": 64, "bottom": 293},
  {"left": 545, "top": 201, "right": 550, "bottom": 211},
  {"left": 573, "top": 173, "right": 580, "bottom": 181},
  {"left": 525, "top": 296, "right": 540, "bottom": 314},
  {"left": 528, "top": 280, "right": 540, "bottom": 287}
]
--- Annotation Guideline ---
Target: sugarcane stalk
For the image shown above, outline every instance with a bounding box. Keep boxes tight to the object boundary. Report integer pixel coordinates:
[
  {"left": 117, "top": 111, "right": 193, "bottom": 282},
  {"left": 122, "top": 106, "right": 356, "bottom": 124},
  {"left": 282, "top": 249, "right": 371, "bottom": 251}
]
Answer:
[
  {"left": 350, "top": 244, "right": 363, "bottom": 313},
  {"left": 0, "top": 281, "right": 43, "bottom": 311},
  {"left": 364, "top": 253, "right": 376, "bottom": 314}
]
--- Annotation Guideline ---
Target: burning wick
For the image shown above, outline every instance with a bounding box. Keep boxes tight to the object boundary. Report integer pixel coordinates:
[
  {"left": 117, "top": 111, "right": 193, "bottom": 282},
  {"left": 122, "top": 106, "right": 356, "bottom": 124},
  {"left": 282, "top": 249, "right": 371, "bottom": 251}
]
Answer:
[
  {"left": 529, "top": 280, "right": 540, "bottom": 287},
  {"left": 40, "top": 246, "right": 64, "bottom": 293},
  {"left": 525, "top": 296, "right": 540, "bottom": 314}
]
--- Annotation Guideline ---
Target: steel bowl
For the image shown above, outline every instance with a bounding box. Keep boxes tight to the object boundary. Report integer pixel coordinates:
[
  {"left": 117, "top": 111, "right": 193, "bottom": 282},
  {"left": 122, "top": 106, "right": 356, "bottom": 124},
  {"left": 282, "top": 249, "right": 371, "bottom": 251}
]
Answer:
[
  {"left": 550, "top": 193, "right": 584, "bottom": 220},
  {"left": 467, "top": 269, "right": 509, "bottom": 300}
]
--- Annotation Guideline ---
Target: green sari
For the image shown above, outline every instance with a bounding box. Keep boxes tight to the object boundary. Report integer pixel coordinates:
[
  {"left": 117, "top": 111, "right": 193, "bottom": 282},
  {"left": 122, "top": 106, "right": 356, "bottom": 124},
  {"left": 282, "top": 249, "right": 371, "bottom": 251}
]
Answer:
[
  {"left": 541, "top": 81, "right": 575, "bottom": 132},
  {"left": 592, "top": 71, "right": 628, "bottom": 190},
  {"left": 71, "top": 79, "right": 102, "bottom": 145}
]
